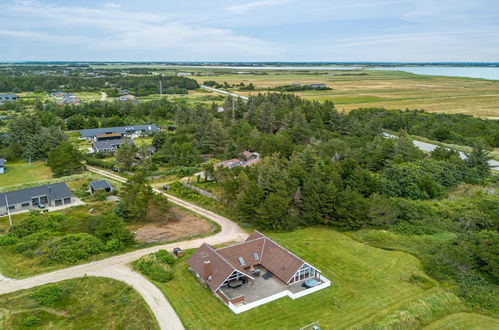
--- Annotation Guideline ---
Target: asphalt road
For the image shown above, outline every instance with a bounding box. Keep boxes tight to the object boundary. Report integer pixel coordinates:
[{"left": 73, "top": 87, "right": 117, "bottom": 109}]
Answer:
[{"left": 0, "top": 166, "right": 248, "bottom": 330}]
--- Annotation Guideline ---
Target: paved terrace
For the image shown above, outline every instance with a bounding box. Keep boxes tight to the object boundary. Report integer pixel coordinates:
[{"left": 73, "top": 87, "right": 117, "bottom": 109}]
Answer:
[{"left": 221, "top": 268, "right": 323, "bottom": 304}]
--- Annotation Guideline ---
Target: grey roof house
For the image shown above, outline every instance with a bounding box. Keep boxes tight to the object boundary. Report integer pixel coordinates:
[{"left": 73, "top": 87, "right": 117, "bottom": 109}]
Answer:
[
  {"left": 0, "top": 182, "right": 75, "bottom": 216},
  {"left": 0, "top": 94, "right": 18, "bottom": 104},
  {"left": 80, "top": 124, "right": 160, "bottom": 140},
  {"left": 89, "top": 180, "right": 113, "bottom": 193},
  {"left": 91, "top": 138, "right": 135, "bottom": 153}
]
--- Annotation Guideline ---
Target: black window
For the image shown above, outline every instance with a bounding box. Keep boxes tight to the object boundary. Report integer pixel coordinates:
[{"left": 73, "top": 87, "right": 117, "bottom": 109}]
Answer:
[
  {"left": 40, "top": 196, "right": 48, "bottom": 203},
  {"left": 8, "top": 205, "right": 15, "bottom": 210},
  {"left": 21, "top": 202, "right": 30, "bottom": 208},
  {"left": 63, "top": 197, "right": 71, "bottom": 204},
  {"left": 54, "top": 199, "right": 63, "bottom": 206}
]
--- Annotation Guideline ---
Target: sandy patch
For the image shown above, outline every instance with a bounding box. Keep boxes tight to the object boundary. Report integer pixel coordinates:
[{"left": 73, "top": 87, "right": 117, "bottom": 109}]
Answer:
[{"left": 130, "top": 208, "right": 214, "bottom": 244}]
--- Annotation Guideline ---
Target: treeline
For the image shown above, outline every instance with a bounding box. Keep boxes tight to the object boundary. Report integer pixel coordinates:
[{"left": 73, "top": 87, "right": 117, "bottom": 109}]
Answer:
[
  {"left": 0, "top": 74, "right": 199, "bottom": 95},
  {"left": 359, "top": 108, "right": 499, "bottom": 148}
]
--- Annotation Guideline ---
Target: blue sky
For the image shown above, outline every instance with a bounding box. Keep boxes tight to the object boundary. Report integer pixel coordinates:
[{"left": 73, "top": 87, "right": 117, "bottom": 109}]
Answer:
[{"left": 1, "top": 0, "right": 498, "bottom": 62}]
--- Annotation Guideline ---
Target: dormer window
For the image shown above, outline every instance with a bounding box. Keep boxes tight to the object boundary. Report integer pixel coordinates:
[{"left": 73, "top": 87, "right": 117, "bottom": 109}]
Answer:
[
  {"left": 238, "top": 257, "right": 246, "bottom": 266},
  {"left": 253, "top": 252, "right": 259, "bottom": 260}
]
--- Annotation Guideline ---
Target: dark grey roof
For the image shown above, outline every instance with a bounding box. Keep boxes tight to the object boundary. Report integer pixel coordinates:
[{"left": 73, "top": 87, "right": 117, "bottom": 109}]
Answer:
[
  {"left": 92, "top": 138, "right": 135, "bottom": 151},
  {"left": 0, "top": 94, "right": 17, "bottom": 99},
  {"left": 80, "top": 124, "right": 160, "bottom": 138},
  {"left": 0, "top": 158, "right": 5, "bottom": 167},
  {"left": 0, "top": 182, "right": 74, "bottom": 207},
  {"left": 90, "top": 180, "right": 112, "bottom": 190}
]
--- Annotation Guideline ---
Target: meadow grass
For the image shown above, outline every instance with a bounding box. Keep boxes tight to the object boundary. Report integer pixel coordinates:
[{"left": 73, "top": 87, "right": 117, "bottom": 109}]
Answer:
[
  {"left": 0, "top": 277, "right": 159, "bottom": 330},
  {"left": 0, "top": 161, "right": 53, "bottom": 188},
  {"left": 423, "top": 312, "right": 499, "bottom": 329},
  {"left": 192, "top": 70, "right": 499, "bottom": 117},
  {"left": 156, "top": 227, "right": 469, "bottom": 329}
]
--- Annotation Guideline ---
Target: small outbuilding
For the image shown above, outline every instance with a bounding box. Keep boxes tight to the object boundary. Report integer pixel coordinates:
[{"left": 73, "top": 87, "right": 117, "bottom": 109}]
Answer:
[
  {"left": 0, "top": 158, "right": 5, "bottom": 174},
  {"left": 89, "top": 180, "right": 113, "bottom": 194}
]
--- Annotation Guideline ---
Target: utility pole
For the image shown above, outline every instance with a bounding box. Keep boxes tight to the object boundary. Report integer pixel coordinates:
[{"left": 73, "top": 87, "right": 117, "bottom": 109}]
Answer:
[
  {"left": 231, "top": 96, "right": 236, "bottom": 125},
  {"left": 159, "top": 80, "right": 163, "bottom": 96},
  {"left": 5, "top": 195, "right": 12, "bottom": 228}
]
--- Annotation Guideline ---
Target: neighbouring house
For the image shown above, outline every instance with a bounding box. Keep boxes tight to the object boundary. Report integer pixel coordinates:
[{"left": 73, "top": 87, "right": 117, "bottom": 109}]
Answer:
[
  {"left": 89, "top": 180, "right": 113, "bottom": 194},
  {"left": 91, "top": 138, "right": 135, "bottom": 153},
  {"left": 0, "top": 94, "right": 18, "bottom": 104},
  {"left": 119, "top": 88, "right": 131, "bottom": 95},
  {"left": 309, "top": 83, "right": 327, "bottom": 89},
  {"left": 57, "top": 94, "right": 80, "bottom": 104},
  {"left": 0, "top": 158, "right": 5, "bottom": 174},
  {"left": 188, "top": 231, "right": 330, "bottom": 313},
  {"left": 215, "top": 151, "right": 261, "bottom": 169},
  {"left": 0, "top": 182, "right": 75, "bottom": 216},
  {"left": 176, "top": 72, "right": 193, "bottom": 76},
  {"left": 80, "top": 124, "right": 160, "bottom": 141},
  {"left": 95, "top": 133, "right": 123, "bottom": 141},
  {"left": 240, "top": 151, "right": 261, "bottom": 167},
  {"left": 50, "top": 91, "right": 66, "bottom": 98},
  {"left": 119, "top": 94, "right": 140, "bottom": 104}
]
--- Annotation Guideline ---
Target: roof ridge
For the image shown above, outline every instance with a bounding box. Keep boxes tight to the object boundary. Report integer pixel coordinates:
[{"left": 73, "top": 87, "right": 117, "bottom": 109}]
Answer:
[
  {"left": 205, "top": 243, "right": 238, "bottom": 271},
  {"left": 217, "top": 236, "right": 265, "bottom": 251}
]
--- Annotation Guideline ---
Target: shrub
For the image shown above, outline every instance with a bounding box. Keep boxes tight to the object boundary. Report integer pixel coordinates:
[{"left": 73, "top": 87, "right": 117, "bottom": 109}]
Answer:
[
  {"left": 43, "top": 233, "right": 104, "bottom": 265},
  {"left": 135, "top": 250, "right": 176, "bottom": 282},
  {"left": 0, "top": 234, "right": 18, "bottom": 246},
  {"left": 9, "top": 212, "right": 63, "bottom": 238},
  {"left": 136, "top": 259, "right": 175, "bottom": 282},
  {"left": 31, "top": 284, "right": 65, "bottom": 306},
  {"left": 14, "top": 231, "right": 61, "bottom": 254},
  {"left": 23, "top": 316, "right": 41, "bottom": 327},
  {"left": 154, "top": 250, "right": 175, "bottom": 265}
]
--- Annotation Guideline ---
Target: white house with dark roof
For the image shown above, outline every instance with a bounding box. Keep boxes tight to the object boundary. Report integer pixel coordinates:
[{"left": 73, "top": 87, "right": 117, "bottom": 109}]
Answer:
[
  {"left": 0, "top": 182, "right": 75, "bottom": 216},
  {"left": 80, "top": 124, "right": 160, "bottom": 141},
  {"left": 188, "top": 231, "right": 330, "bottom": 313}
]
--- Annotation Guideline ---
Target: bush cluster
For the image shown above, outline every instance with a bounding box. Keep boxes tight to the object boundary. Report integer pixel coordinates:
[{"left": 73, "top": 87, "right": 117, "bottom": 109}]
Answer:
[{"left": 135, "top": 250, "right": 176, "bottom": 282}]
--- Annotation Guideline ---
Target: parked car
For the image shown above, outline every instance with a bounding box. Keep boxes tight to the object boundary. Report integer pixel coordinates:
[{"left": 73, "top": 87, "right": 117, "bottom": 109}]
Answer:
[
  {"left": 38, "top": 203, "right": 46, "bottom": 209},
  {"left": 112, "top": 167, "right": 119, "bottom": 172},
  {"left": 162, "top": 185, "right": 169, "bottom": 190}
]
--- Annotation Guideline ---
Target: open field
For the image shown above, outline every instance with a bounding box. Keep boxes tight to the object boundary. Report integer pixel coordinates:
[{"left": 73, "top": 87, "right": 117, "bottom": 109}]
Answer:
[
  {"left": 0, "top": 161, "right": 53, "bottom": 188},
  {"left": 424, "top": 312, "right": 499, "bottom": 329},
  {"left": 156, "top": 227, "right": 472, "bottom": 329},
  {"left": 192, "top": 70, "right": 499, "bottom": 117},
  {"left": 0, "top": 277, "right": 159, "bottom": 329}
]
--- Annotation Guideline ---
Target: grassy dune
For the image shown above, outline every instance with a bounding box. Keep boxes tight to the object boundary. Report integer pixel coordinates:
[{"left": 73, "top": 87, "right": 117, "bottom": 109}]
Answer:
[
  {"left": 0, "top": 277, "right": 159, "bottom": 330},
  {"left": 193, "top": 70, "right": 499, "bottom": 117},
  {"left": 424, "top": 312, "right": 499, "bottom": 329},
  {"left": 157, "top": 227, "right": 470, "bottom": 329}
]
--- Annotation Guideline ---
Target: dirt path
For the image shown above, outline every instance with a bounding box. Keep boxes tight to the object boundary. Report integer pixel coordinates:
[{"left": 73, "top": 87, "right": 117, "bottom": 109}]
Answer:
[{"left": 0, "top": 167, "right": 248, "bottom": 330}]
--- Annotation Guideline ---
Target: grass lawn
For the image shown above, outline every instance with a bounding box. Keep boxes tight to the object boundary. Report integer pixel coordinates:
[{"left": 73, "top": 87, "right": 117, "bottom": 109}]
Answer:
[
  {"left": 0, "top": 161, "right": 53, "bottom": 188},
  {"left": 156, "top": 227, "right": 470, "bottom": 329},
  {"left": 423, "top": 312, "right": 499, "bottom": 329},
  {"left": 0, "top": 277, "right": 158, "bottom": 330}
]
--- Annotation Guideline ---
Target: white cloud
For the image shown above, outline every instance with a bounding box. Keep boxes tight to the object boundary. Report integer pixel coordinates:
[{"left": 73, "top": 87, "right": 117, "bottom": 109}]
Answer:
[
  {"left": 104, "top": 3, "right": 121, "bottom": 9},
  {"left": 228, "top": 0, "right": 291, "bottom": 14},
  {"left": 0, "top": 1, "right": 282, "bottom": 60}
]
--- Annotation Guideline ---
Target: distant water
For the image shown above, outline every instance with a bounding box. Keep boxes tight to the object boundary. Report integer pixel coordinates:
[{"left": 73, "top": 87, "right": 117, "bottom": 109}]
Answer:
[
  {"left": 170, "top": 65, "right": 360, "bottom": 71},
  {"left": 369, "top": 66, "right": 499, "bottom": 80}
]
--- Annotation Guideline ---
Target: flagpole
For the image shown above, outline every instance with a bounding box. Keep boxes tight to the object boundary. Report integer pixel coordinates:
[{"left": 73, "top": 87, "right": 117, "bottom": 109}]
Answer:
[{"left": 5, "top": 195, "right": 12, "bottom": 227}]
